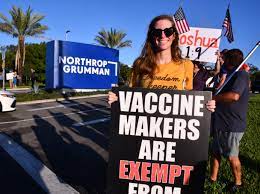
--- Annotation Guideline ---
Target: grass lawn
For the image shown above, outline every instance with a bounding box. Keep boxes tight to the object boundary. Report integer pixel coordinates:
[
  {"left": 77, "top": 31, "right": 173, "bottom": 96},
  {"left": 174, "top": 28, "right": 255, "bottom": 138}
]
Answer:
[
  {"left": 204, "top": 94, "right": 260, "bottom": 193},
  {"left": 6, "top": 85, "right": 30, "bottom": 89}
]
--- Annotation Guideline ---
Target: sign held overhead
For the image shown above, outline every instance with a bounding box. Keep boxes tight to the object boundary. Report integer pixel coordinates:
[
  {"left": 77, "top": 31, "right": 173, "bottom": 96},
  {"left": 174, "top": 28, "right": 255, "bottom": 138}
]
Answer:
[{"left": 179, "top": 27, "right": 222, "bottom": 63}]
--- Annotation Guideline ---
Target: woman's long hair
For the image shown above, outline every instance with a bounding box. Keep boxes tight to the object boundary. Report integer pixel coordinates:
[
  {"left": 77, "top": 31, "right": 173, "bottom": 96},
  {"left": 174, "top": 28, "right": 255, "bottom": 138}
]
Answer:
[{"left": 131, "top": 15, "right": 182, "bottom": 87}]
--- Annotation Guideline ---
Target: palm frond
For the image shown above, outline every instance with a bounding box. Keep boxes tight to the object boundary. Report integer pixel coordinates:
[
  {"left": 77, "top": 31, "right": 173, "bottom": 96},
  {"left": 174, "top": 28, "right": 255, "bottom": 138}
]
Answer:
[
  {"left": 117, "top": 40, "right": 132, "bottom": 48},
  {"left": 0, "top": 13, "right": 12, "bottom": 24},
  {"left": 9, "top": 6, "right": 24, "bottom": 35},
  {"left": 94, "top": 36, "right": 108, "bottom": 47},
  {"left": 0, "top": 23, "right": 16, "bottom": 35},
  {"left": 94, "top": 28, "right": 132, "bottom": 49},
  {"left": 29, "top": 14, "right": 45, "bottom": 27},
  {"left": 26, "top": 24, "right": 48, "bottom": 36},
  {"left": 94, "top": 28, "right": 109, "bottom": 47},
  {"left": 21, "top": 6, "right": 32, "bottom": 34}
]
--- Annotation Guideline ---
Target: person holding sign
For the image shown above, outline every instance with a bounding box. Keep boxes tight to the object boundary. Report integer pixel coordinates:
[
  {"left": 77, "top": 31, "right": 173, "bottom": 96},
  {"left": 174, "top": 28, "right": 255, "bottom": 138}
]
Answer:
[
  {"left": 192, "top": 61, "right": 209, "bottom": 91},
  {"left": 210, "top": 49, "right": 249, "bottom": 192},
  {"left": 108, "top": 15, "right": 215, "bottom": 111},
  {"left": 207, "top": 49, "right": 228, "bottom": 90},
  {"left": 214, "top": 49, "right": 228, "bottom": 76}
]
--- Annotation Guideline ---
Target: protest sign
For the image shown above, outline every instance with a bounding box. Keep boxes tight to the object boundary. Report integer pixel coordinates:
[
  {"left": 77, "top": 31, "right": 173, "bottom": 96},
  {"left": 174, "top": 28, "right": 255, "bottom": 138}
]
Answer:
[
  {"left": 6, "top": 72, "right": 13, "bottom": 80},
  {"left": 107, "top": 87, "right": 212, "bottom": 194},
  {"left": 179, "top": 27, "right": 222, "bottom": 63}
]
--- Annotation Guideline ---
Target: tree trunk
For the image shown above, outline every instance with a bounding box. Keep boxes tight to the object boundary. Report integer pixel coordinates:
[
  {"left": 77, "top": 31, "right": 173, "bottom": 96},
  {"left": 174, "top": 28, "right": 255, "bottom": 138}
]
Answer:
[
  {"left": 15, "top": 49, "right": 19, "bottom": 71},
  {"left": 16, "top": 36, "right": 25, "bottom": 84}
]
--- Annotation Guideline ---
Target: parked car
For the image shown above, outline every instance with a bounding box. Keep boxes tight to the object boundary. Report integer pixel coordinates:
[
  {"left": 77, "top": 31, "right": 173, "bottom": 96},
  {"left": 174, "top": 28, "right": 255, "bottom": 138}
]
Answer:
[
  {"left": 0, "top": 90, "right": 16, "bottom": 112},
  {"left": 251, "top": 79, "right": 260, "bottom": 93}
]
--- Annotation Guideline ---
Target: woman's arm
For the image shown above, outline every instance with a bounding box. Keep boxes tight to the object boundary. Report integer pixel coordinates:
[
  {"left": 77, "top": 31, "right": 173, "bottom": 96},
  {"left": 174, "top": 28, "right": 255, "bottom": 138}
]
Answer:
[
  {"left": 216, "top": 73, "right": 227, "bottom": 89},
  {"left": 184, "top": 60, "right": 194, "bottom": 90}
]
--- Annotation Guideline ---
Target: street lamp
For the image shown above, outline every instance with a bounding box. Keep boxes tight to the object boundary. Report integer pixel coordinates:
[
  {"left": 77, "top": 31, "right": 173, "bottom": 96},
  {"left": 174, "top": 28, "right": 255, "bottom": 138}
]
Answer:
[
  {"left": 65, "top": 30, "right": 71, "bottom": 41},
  {"left": 0, "top": 46, "right": 7, "bottom": 90}
]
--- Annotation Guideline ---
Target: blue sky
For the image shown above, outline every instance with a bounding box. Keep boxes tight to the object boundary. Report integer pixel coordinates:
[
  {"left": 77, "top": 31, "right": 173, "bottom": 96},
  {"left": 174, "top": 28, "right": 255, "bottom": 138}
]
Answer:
[{"left": 0, "top": 0, "right": 259, "bottom": 68}]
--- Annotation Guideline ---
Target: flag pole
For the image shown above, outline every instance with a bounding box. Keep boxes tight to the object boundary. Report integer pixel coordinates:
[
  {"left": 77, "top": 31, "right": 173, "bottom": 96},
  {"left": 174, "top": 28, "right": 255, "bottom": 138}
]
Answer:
[
  {"left": 215, "top": 41, "right": 260, "bottom": 95},
  {"left": 196, "top": 3, "right": 234, "bottom": 61},
  {"left": 179, "top": 0, "right": 184, "bottom": 8},
  {"left": 192, "top": 6, "right": 228, "bottom": 61},
  {"left": 192, "top": 34, "right": 222, "bottom": 61}
]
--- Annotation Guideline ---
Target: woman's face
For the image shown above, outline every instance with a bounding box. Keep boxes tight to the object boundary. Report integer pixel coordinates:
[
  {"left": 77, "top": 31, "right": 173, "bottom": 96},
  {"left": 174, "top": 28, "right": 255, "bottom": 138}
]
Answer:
[
  {"left": 219, "top": 54, "right": 225, "bottom": 65},
  {"left": 152, "top": 19, "right": 175, "bottom": 51},
  {"left": 194, "top": 64, "right": 199, "bottom": 73}
]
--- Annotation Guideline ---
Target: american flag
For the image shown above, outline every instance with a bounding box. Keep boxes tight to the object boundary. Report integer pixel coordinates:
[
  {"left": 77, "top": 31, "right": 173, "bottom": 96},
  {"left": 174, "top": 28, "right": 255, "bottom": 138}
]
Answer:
[
  {"left": 222, "top": 8, "right": 234, "bottom": 43},
  {"left": 173, "top": 7, "right": 190, "bottom": 34}
]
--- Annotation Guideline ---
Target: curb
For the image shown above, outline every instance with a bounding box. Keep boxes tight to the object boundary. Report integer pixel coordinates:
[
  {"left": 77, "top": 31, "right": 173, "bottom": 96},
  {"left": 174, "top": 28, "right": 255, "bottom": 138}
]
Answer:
[
  {"left": 17, "top": 94, "right": 107, "bottom": 105},
  {"left": 7, "top": 88, "right": 31, "bottom": 91}
]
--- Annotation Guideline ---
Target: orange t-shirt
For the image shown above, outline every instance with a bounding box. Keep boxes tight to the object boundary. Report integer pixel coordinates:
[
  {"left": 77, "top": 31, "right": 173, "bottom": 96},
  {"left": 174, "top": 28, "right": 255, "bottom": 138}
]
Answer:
[{"left": 130, "top": 59, "right": 193, "bottom": 90}]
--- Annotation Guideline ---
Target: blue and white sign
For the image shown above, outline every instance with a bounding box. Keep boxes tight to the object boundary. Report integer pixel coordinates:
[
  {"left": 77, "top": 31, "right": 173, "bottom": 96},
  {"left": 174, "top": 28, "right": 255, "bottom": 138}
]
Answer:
[{"left": 46, "top": 40, "right": 119, "bottom": 89}]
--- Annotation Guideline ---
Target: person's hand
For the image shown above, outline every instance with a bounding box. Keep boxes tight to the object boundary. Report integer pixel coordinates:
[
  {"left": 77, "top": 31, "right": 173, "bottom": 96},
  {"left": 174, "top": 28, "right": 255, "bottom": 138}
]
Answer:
[
  {"left": 215, "top": 50, "right": 220, "bottom": 58},
  {"left": 108, "top": 91, "right": 118, "bottom": 106},
  {"left": 206, "top": 100, "right": 216, "bottom": 112}
]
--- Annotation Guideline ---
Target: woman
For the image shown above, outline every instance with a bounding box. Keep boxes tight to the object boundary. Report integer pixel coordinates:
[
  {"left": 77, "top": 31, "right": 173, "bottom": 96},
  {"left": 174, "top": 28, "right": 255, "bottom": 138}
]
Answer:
[
  {"left": 13, "top": 71, "right": 17, "bottom": 88},
  {"left": 109, "top": 15, "right": 215, "bottom": 111},
  {"left": 193, "top": 61, "right": 209, "bottom": 91},
  {"left": 207, "top": 49, "right": 228, "bottom": 90}
]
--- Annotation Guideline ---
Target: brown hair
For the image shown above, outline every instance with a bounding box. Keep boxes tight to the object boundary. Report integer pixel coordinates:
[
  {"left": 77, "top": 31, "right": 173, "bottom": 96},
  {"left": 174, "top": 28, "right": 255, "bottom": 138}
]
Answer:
[
  {"left": 192, "top": 61, "right": 204, "bottom": 70},
  {"left": 131, "top": 15, "right": 182, "bottom": 87},
  {"left": 224, "top": 49, "right": 244, "bottom": 68},
  {"left": 220, "top": 49, "right": 228, "bottom": 61}
]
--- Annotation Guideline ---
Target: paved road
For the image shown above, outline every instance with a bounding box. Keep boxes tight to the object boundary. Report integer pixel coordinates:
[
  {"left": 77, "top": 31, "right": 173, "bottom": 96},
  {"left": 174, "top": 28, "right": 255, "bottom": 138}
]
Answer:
[{"left": 0, "top": 95, "right": 111, "bottom": 194}]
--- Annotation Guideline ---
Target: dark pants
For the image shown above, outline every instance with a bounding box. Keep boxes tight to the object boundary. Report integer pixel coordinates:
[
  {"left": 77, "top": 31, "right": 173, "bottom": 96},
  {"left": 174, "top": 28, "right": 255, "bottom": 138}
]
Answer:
[{"left": 31, "top": 79, "right": 35, "bottom": 89}]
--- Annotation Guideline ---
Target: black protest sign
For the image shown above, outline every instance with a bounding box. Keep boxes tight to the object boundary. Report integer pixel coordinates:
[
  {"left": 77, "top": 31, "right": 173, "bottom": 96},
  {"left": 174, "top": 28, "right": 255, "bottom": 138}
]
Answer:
[{"left": 107, "top": 87, "right": 212, "bottom": 194}]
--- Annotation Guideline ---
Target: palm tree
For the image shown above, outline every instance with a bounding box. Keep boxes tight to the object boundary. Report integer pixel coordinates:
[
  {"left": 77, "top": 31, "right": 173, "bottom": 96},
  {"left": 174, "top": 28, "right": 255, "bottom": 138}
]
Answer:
[
  {"left": 94, "top": 28, "right": 132, "bottom": 49},
  {"left": 0, "top": 6, "right": 48, "bottom": 81}
]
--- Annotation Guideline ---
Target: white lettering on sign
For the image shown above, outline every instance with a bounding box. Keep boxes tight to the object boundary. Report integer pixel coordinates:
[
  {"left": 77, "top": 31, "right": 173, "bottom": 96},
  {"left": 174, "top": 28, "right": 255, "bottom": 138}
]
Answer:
[
  {"left": 63, "top": 65, "right": 110, "bottom": 75},
  {"left": 59, "top": 56, "right": 117, "bottom": 76},
  {"left": 119, "top": 115, "right": 200, "bottom": 141},
  {"left": 128, "top": 182, "right": 181, "bottom": 194},
  {"left": 138, "top": 140, "right": 176, "bottom": 162},
  {"left": 118, "top": 91, "right": 203, "bottom": 141},
  {"left": 119, "top": 91, "right": 204, "bottom": 117}
]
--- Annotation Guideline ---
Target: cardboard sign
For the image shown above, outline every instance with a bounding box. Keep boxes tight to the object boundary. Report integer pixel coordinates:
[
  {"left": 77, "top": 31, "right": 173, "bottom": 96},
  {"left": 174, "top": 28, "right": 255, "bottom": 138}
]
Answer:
[
  {"left": 107, "top": 87, "right": 212, "bottom": 194},
  {"left": 46, "top": 40, "right": 119, "bottom": 89},
  {"left": 6, "top": 72, "right": 13, "bottom": 80},
  {"left": 179, "top": 27, "right": 222, "bottom": 63}
]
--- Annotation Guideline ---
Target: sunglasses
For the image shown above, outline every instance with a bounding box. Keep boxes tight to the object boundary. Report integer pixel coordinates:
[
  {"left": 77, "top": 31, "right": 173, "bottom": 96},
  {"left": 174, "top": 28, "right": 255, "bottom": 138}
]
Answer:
[{"left": 151, "top": 27, "right": 175, "bottom": 38}]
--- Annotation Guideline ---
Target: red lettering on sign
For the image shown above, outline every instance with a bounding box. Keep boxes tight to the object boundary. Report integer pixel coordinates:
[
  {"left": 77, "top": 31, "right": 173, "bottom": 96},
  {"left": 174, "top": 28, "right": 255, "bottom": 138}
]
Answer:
[
  {"left": 179, "top": 30, "right": 219, "bottom": 48},
  {"left": 119, "top": 160, "right": 194, "bottom": 185},
  {"left": 182, "top": 165, "right": 194, "bottom": 185},
  {"left": 119, "top": 160, "right": 129, "bottom": 179},
  {"left": 169, "top": 165, "right": 182, "bottom": 184},
  {"left": 129, "top": 161, "right": 141, "bottom": 180},
  {"left": 141, "top": 162, "right": 151, "bottom": 181},
  {"left": 150, "top": 163, "right": 169, "bottom": 183}
]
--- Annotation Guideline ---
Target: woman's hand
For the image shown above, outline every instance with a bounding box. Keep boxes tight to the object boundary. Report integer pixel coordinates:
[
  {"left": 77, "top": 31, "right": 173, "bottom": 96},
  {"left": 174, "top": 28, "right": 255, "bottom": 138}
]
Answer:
[
  {"left": 215, "top": 50, "right": 221, "bottom": 59},
  {"left": 206, "top": 100, "right": 216, "bottom": 112},
  {"left": 108, "top": 91, "right": 118, "bottom": 106}
]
